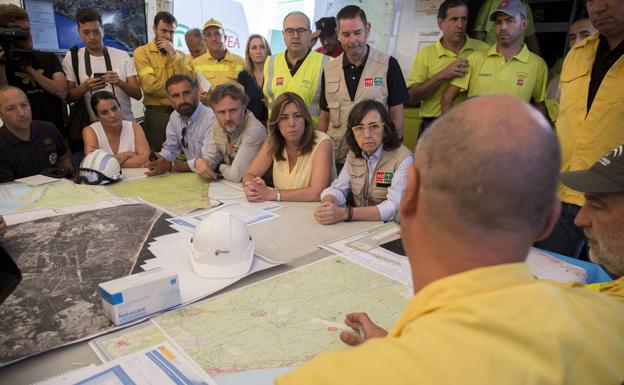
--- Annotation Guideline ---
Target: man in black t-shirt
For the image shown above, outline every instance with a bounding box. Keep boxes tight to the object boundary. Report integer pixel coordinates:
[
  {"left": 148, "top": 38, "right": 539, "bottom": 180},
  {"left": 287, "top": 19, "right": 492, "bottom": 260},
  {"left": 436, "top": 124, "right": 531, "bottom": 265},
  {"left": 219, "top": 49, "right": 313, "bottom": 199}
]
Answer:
[
  {"left": 0, "top": 4, "right": 68, "bottom": 137},
  {"left": 0, "top": 86, "right": 72, "bottom": 182}
]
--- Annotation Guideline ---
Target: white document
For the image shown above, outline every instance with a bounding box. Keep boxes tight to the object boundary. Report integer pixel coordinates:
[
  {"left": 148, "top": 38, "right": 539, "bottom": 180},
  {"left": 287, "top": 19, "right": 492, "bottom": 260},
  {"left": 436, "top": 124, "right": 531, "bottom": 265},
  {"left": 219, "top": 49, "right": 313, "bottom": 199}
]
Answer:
[
  {"left": 196, "top": 72, "right": 212, "bottom": 94},
  {"left": 15, "top": 174, "right": 61, "bottom": 185},
  {"left": 526, "top": 248, "right": 588, "bottom": 284},
  {"left": 34, "top": 343, "right": 216, "bottom": 385},
  {"left": 321, "top": 222, "right": 400, "bottom": 254},
  {"left": 168, "top": 202, "right": 280, "bottom": 232},
  {"left": 208, "top": 181, "right": 246, "bottom": 200},
  {"left": 343, "top": 250, "right": 413, "bottom": 290},
  {"left": 122, "top": 167, "right": 149, "bottom": 180}
]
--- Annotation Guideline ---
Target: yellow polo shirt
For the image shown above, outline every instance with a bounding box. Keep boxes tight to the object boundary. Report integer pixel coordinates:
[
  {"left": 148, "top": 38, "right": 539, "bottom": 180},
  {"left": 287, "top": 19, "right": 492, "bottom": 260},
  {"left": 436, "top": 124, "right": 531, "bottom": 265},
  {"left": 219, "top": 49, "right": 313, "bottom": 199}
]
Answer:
[
  {"left": 133, "top": 40, "right": 189, "bottom": 106},
  {"left": 407, "top": 36, "right": 488, "bottom": 118},
  {"left": 277, "top": 263, "right": 624, "bottom": 385},
  {"left": 190, "top": 49, "right": 244, "bottom": 91},
  {"left": 587, "top": 276, "right": 624, "bottom": 303},
  {"left": 452, "top": 43, "right": 547, "bottom": 103},
  {"left": 474, "top": 0, "right": 536, "bottom": 45},
  {"left": 557, "top": 33, "right": 624, "bottom": 207}
]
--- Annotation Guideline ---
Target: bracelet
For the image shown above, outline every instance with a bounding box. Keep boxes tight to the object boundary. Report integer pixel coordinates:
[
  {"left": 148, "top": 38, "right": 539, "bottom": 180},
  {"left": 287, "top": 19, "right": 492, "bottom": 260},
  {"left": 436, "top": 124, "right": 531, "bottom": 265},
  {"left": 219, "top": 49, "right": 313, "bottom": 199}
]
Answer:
[
  {"left": 275, "top": 189, "right": 281, "bottom": 202},
  {"left": 345, "top": 205, "right": 353, "bottom": 222}
]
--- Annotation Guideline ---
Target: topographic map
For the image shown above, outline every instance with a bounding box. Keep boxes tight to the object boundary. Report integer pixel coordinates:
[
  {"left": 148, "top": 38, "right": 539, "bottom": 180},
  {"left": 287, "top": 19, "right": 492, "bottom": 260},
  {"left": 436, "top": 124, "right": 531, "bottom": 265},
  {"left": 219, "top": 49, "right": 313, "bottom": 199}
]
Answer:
[
  {"left": 92, "top": 256, "right": 410, "bottom": 377},
  {"left": 0, "top": 180, "right": 116, "bottom": 215},
  {"left": 0, "top": 204, "right": 163, "bottom": 365},
  {"left": 321, "top": 0, "right": 404, "bottom": 54},
  {"left": 107, "top": 173, "right": 217, "bottom": 215}
]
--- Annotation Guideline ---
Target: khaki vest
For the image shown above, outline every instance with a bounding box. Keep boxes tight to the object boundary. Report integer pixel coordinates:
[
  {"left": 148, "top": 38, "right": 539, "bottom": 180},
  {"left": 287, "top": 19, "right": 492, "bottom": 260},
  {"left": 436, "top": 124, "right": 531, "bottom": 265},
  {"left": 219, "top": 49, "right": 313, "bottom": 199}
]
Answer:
[
  {"left": 213, "top": 111, "right": 265, "bottom": 164},
  {"left": 347, "top": 145, "right": 412, "bottom": 207},
  {"left": 325, "top": 47, "right": 390, "bottom": 163}
]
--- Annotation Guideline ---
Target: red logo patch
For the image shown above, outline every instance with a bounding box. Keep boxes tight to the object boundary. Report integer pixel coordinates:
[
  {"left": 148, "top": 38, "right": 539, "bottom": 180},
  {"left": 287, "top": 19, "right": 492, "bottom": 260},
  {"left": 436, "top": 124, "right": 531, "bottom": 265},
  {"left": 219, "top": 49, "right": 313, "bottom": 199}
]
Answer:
[
  {"left": 517, "top": 79, "right": 524, "bottom": 86},
  {"left": 276, "top": 77, "right": 284, "bottom": 86},
  {"left": 364, "top": 77, "right": 373, "bottom": 87}
]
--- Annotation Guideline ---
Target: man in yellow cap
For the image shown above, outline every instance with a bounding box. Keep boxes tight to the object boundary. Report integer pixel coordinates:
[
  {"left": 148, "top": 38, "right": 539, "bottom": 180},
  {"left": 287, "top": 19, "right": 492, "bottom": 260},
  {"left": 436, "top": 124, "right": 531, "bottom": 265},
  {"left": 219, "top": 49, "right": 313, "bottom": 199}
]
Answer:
[
  {"left": 190, "top": 18, "right": 244, "bottom": 103},
  {"left": 134, "top": 11, "right": 190, "bottom": 151}
]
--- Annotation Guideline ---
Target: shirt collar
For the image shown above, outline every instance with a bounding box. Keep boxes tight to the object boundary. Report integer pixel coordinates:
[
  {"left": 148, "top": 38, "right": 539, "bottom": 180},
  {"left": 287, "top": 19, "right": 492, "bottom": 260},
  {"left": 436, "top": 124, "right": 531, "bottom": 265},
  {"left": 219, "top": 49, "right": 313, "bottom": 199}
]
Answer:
[
  {"left": 487, "top": 43, "right": 530, "bottom": 63},
  {"left": 435, "top": 35, "right": 481, "bottom": 58},
  {"left": 0, "top": 124, "right": 35, "bottom": 144},
  {"left": 147, "top": 40, "right": 160, "bottom": 52},
  {"left": 388, "top": 263, "right": 552, "bottom": 337},
  {"left": 361, "top": 144, "right": 383, "bottom": 161},
  {"left": 342, "top": 45, "right": 370, "bottom": 69}
]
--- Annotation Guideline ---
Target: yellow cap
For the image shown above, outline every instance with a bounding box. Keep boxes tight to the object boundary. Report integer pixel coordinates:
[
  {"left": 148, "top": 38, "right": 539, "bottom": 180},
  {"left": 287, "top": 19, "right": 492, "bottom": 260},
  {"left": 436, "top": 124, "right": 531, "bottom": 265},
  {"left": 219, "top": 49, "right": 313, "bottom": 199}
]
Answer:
[{"left": 203, "top": 18, "right": 223, "bottom": 30}]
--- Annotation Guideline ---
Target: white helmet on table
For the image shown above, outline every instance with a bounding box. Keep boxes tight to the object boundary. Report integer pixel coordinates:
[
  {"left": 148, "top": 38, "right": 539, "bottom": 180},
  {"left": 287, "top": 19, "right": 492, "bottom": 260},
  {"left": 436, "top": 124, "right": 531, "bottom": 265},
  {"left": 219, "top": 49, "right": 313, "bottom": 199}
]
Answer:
[
  {"left": 74, "top": 149, "right": 122, "bottom": 185},
  {"left": 189, "top": 211, "right": 254, "bottom": 278}
]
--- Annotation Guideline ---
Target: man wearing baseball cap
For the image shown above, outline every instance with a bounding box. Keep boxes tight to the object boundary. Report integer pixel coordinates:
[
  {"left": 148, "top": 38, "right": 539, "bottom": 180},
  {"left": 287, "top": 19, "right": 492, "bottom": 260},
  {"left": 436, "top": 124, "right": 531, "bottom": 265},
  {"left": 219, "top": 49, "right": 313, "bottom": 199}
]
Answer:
[
  {"left": 441, "top": 0, "right": 548, "bottom": 118},
  {"left": 190, "top": 18, "right": 244, "bottom": 101},
  {"left": 312, "top": 17, "right": 343, "bottom": 58},
  {"left": 560, "top": 145, "right": 624, "bottom": 297}
]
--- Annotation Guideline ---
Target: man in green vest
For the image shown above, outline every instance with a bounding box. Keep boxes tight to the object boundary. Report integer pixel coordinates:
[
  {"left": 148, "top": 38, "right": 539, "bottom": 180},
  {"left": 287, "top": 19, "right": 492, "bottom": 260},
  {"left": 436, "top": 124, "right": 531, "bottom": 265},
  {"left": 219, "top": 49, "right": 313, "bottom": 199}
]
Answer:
[
  {"left": 318, "top": 5, "right": 409, "bottom": 166},
  {"left": 263, "top": 11, "right": 330, "bottom": 124},
  {"left": 199, "top": 83, "right": 267, "bottom": 182}
]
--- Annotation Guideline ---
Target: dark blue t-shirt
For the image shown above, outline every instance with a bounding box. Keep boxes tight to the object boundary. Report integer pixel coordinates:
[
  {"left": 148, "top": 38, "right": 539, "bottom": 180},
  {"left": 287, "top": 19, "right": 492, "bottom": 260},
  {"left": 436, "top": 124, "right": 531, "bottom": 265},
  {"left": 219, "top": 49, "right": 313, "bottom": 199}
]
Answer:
[
  {"left": 0, "top": 120, "right": 68, "bottom": 182},
  {"left": 237, "top": 70, "right": 268, "bottom": 123}
]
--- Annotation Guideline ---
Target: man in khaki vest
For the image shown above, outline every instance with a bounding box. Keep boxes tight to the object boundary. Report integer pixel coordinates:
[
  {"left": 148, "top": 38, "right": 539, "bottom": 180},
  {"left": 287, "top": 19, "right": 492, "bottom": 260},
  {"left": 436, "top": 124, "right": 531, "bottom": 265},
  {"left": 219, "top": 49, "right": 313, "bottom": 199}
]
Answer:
[
  {"left": 318, "top": 5, "right": 408, "bottom": 167},
  {"left": 199, "top": 83, "right": 267, "bottom": 182}
]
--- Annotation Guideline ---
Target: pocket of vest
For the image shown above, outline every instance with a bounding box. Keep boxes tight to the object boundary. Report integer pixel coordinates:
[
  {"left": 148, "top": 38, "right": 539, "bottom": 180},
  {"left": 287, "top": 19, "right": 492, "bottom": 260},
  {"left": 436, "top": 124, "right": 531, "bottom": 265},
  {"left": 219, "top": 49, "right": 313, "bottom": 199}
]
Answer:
[
  {"left": 327, "top": 102, "right": 341, "bottom": 127},
  {"left": 326, "top": 79, "right": 341, "bottom": 94}
]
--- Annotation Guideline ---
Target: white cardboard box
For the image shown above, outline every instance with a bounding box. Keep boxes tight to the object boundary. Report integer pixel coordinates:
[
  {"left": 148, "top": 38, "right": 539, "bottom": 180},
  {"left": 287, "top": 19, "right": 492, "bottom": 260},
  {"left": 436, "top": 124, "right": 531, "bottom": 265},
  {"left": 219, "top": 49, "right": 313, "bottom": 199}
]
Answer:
[{"left": 99, "top": 268, "right": 181, "bottom": 325}]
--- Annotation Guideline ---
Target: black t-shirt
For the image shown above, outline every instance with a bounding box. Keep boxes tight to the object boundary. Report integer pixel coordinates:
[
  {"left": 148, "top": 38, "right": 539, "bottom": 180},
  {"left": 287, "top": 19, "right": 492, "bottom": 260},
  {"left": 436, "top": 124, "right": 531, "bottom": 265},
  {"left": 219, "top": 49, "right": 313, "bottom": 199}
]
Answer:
[
  {"left": 588, "top": 35, "right": 624, "bottom": 112},
  {"left": 320, "top": 48, "right": 409, "bottom": 111},
  {"left": 5, "top": 51, "right": 67, "bottom": 137},
  {"left": 237, "top": 70, "right": 268, "bottom": 122},
  {"left": 0, "top": 120, "right": 68, "bottom": 182}
]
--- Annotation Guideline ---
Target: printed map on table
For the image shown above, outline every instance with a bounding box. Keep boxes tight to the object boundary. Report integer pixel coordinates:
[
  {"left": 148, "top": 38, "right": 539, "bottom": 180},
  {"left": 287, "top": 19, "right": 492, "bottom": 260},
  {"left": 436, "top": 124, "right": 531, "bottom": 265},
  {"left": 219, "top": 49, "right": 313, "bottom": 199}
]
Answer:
[
  {"left": 107, "top": 173, "right": 214, "bottom": 215},
  {"left": 91, "top": 257, "right": 411, "bottom": 378},
  {"left": 0, "top": 179, "right": 116, "bottom": 215},
  {"left": 158, "top": 256, "right": 410, "bottom": 376}
]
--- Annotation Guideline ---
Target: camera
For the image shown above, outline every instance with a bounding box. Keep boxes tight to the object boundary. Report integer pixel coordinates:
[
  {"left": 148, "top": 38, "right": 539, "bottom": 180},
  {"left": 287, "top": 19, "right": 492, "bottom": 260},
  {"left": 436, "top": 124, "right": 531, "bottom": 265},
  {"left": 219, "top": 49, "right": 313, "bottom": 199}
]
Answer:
[{"left": 0, "top": 27, "right": 33, "bottom": 67}]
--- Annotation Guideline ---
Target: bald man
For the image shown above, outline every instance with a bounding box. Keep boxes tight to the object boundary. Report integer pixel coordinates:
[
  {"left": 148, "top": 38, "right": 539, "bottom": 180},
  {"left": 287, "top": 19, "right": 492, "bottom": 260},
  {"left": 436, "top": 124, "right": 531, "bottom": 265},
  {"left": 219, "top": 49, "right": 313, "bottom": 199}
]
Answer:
[{"left": 276, "top": 95, "right": 624, "bottom": 385}]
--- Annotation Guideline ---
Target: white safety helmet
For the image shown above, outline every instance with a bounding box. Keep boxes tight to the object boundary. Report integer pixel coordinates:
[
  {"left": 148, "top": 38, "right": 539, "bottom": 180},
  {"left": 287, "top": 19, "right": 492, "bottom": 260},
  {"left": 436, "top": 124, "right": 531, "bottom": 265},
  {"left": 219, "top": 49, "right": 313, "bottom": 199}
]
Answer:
[
  {"left": 74, "top": 149, "right": 122, "bottom": 185},
  {"left": 189, "top": 212, "right": 254, "bottom": 278}
]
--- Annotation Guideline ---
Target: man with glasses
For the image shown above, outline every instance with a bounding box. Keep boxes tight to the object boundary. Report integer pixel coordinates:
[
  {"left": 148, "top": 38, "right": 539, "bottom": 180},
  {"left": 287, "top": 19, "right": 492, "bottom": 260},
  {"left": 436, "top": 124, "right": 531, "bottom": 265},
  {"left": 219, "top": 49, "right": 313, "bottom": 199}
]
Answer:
[
  {"left": 318, "top": 5, "right": 409, "bottom": 167},
  {"left": 264, "top": 11, "right": 330, "bottom": 124},
  {"left": 145, "top": 75, "right": 215, "bottom": 177},
  {"left": 134, "top": 12, "right": 190, "bottom": 151},
  {"left": 198, "top": 83, "right": 267, "bottom": 182},
  {"left": 190, "top": 18, "right": 244, "bottom": 102}
]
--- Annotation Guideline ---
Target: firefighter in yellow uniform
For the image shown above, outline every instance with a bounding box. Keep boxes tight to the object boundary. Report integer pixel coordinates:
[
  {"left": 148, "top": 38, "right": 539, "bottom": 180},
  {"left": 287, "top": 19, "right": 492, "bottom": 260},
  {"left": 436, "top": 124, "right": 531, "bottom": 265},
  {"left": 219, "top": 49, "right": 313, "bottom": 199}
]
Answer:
[
  {"left": 190, "top": 18, "right": 244, "bottom": 100},
  {"left": 134, "top": 12, "right": 190, "bottom": 150},
  {"left": 263, "top": 11, "right": 329, "bottom": 124}
]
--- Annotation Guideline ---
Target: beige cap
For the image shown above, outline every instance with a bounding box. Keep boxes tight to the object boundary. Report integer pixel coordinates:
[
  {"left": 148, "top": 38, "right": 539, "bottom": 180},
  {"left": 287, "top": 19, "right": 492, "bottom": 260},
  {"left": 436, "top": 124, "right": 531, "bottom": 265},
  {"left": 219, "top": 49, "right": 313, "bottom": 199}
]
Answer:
[{"left": 203, "top": 18, "right": 223, "bottom": 30}]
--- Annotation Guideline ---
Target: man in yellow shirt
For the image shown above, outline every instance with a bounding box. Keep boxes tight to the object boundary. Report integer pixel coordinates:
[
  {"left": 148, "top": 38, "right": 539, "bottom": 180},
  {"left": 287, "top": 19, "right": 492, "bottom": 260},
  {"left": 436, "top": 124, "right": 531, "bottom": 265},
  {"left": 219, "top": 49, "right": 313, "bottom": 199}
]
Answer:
[
  {"left": 441, "top": 0, "right": 548, "bottom": 117},
  {"left": 560, "top": 144, "right": 624, "bottom": 301},
  {"left": 276, "top": 95, "right": 624, "bottom": 385},
  {"left": 134, "top": 12, "right": 189, "bottom": 150},
  {"left": 473, "top": 0, "right": 540, "bottom": 54},
  {"left": 191, "top": 18, "right": 244, "bottom": 102},
  {"left": 407, "top": 0, "right": 488, "bottom": 136},
  {"left": 263, "top": 12, "right": 329, "bottom": 123},
  {"left": 536, "top": 0, "right": 624, "bottom": 258}
]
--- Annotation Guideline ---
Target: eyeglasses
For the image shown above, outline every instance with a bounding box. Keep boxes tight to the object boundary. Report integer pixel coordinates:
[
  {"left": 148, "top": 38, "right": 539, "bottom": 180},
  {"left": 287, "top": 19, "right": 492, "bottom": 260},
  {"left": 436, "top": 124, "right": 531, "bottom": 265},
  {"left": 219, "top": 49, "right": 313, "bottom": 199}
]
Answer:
[
  {"left": 284, "top": 28, "right": 309, "bottom": 37},
  {"left": 181, "top": 126, "right": 188, "bottom": 148},
  {"left": 351, "top": 122, "right": 384, "bottom": 135}
]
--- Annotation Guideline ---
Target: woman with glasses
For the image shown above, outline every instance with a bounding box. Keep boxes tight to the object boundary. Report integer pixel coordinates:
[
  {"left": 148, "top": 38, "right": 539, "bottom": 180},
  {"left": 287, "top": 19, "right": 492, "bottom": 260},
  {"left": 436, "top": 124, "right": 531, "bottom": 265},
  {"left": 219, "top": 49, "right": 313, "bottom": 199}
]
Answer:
[
  {"left": 237, "top": 34, "right": 271, "bottom": 124},
  {"left": 243, "top": 92, "right": 335, "bottom": 202},
  {"left": 314, "top": 99, "right": 413, "bottom": 224},
  {"left": 83, "top": 91, "right": 150, "bottom": 167}
]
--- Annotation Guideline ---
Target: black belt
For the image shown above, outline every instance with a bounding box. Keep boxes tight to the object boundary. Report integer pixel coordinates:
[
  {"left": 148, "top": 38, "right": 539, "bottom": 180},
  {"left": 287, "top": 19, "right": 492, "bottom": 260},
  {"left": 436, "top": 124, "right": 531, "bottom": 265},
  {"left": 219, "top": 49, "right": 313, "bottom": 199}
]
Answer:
[{"left": 146, "top": 105, "right": 175, "bottom": 113}]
